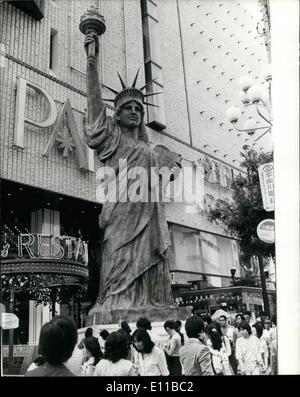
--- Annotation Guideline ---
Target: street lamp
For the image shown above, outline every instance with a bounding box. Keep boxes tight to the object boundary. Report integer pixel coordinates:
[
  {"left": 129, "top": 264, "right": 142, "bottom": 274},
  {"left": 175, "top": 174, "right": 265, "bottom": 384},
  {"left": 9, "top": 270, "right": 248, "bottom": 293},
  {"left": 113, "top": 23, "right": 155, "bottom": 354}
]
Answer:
[
  {"left": 226, "top": 64, "right": 272, "bottom": 142},
  {"left": 230, "top": 267, "right": 237, "bottom": 286}
]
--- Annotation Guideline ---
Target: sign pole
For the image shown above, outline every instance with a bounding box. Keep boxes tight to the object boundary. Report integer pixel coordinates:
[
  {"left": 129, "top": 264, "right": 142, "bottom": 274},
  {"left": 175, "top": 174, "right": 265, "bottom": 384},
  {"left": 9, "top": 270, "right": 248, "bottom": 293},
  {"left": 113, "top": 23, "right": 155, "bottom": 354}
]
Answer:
[
  {"left": 0, "top": 327, "right": 3, "bottom": 376},
  {"left": 258, "top": 254, "right": 270, "bottom": 318},
  {"left": 8, "top": 284, "right": 15, "bottom": 373}
]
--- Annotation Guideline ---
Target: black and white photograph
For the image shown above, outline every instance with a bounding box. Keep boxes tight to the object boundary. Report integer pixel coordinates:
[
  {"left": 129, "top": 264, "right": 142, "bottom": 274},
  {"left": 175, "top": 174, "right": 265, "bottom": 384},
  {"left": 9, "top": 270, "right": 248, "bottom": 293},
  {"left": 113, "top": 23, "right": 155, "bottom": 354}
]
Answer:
[{"left": 0, "top": 0, "right": 299, "bottom": 379}]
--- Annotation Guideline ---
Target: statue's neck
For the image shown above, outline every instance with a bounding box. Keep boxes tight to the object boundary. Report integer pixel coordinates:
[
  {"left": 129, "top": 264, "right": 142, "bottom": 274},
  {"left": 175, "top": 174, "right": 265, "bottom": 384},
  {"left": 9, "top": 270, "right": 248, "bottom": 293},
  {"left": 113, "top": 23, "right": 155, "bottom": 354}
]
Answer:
[{"left": 122, "top": 127, "right": 139, "bottom": 141}]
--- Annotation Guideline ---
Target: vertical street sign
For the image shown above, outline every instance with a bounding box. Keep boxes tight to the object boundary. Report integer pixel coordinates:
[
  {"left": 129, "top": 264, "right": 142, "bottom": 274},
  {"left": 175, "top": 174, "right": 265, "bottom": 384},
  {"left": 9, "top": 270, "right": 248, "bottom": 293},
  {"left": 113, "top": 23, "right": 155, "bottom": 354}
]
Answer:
[{"left": 258, "top": 162, "right": 274, "bottom": 212}]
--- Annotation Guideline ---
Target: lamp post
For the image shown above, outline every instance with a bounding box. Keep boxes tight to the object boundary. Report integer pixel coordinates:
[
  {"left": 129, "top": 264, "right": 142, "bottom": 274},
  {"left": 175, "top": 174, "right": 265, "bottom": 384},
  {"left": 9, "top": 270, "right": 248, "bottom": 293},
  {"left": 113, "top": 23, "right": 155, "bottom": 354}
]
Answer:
[
  {"left": 226, "top": 64, "right": 272, "bottom": 142},
  {"left": 230, "top": 267, "right": 236, "bottom": 286}
]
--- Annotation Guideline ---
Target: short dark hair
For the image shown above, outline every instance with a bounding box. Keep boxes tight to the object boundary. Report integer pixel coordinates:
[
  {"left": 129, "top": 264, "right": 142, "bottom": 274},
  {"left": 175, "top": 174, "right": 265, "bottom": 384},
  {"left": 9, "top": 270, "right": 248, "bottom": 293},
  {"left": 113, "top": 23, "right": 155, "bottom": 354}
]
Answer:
[
  {"left": 185, "top": 316, "right": 205, "bottom": 338},
  {"left": 175, "top": 320, "right": 182, "bottom": 329},
  {"left": 132, "top": 328, "right": 154, "bottom": 354},
  {"left": 219, "top": 315, "right": 227, "bottom": 321},
  {"left": 136, "top": 317, "right": 152, "bottom": 330},
  {"left": 85, "top": 327, "right": 93, "bottom": 338},
  {"left": 99, "top": 329, "right": 110, "bottom": 340},
  {"left": 38, "top": 316, "right": 77, "bottom": 365},
  {"left": 104, "top": 330, "right": 130, "bottom": 363},
  {"left": 236, "top": 313, "right": 245, "bottom": 322},
  {"left": 252, "top": 323, "right": 263, "bottom": 338},
  {"left": 244, "top": 311, "right": 252, "bottom": 317},
  {"left": 164, "top": 320, "right": 177, "bottom": 330},
  {"left": 201, "top": 314, "right": 212, "bottom": 324},
  {"left": 240, "top": 322, "right": 252, "bottom": 335},
  {"left": 83, "top": 336, "right": 103, "bottom": 365},
  {"left": 120, "top": 320, "right": 132, "bottom": 335}
]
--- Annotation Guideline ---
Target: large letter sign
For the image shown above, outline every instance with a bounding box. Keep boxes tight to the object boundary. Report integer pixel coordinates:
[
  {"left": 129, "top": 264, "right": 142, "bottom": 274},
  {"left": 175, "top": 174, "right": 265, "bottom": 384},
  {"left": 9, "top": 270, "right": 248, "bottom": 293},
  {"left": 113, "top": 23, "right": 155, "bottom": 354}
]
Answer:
[
  {"left": 14, "top": 77, "right": 94, "bottom": 171},
  {"left": 14, "top": 77, "right": 58, "bottom": 148}
]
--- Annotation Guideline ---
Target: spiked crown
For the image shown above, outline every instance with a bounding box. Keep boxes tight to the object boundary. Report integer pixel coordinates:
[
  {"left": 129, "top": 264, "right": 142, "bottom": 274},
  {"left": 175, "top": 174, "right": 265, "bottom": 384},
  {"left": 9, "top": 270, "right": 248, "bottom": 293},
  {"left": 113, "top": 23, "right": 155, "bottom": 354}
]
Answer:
[{"left": 102, "top": 69, "right": 162, "bottom": 110}]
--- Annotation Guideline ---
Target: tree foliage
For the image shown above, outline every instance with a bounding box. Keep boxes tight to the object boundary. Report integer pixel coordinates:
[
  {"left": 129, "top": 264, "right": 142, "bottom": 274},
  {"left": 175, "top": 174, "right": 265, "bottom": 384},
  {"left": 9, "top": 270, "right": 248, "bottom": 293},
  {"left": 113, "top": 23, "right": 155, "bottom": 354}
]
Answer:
[{"left": 208, "top": 148, "right": 275, "bottom": 265}]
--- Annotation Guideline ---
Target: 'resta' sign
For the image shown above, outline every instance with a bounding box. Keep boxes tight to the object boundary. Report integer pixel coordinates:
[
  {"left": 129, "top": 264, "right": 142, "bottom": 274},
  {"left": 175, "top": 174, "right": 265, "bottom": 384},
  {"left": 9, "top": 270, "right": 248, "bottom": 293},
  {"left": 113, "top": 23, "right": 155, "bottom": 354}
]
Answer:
[
  {"left": 14, "top": 77, "right": 94, "bottom": 172},
  {"left": 1, "top": 234, "right": 88, "bottom": 264},
  {"left": 258, "top": 162, "right": 274, "bottom": 212}
]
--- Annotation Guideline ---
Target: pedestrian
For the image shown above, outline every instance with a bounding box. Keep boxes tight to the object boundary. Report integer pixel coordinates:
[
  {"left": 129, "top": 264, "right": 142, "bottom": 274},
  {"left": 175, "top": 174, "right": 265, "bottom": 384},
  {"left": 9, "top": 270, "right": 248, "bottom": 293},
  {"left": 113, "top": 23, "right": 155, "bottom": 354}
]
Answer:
[
  {"left": 25, "top": 316, "right": 77, "bottom": 377},
  {"left": 219, "top": 315, "right": 237, "bottom": 374},
  {"left": 179, "top": 316, "right": 214, "bottom": 376},
  {"left": 94, "top": 330, "right": 138, "bottom": 376},
  {"left": 136, "top": 317, "right": 160, "bottom": 346},
  {"left": 132, "top": 328, "right": 169, "bottom": 376},
  {"left": 80, "top": 336, "right": 103, "bottom": 376},
  {"left": 120, "top": 320, "right": 135, "bottom": 361},
  {"left": 163, "top": 320, "right": 182, "bottom": 375},
  {"left": 269, "top": 316, "right": 277, "bottom": 375},
  {"left": 244, "top": 310, "right": 255, "bottom": 326},
  {"left": 175, "top": 320, "right": 185, "bottom": 346},
  {"left": 233, "top": 313, "right": 245, "bottom": 352},
  {"left": 235, "top": 322, "right": 261, "bottom": 375},
  {"left": 252, "top": 323, "right": 269, "bottom": 374},
  {"left": 206, "top": 323, "right": 234, "bottom": 375},
  {"left": 99, "top": 329, "right": 110, "bottom": 341},
  {"left": 78, "top": 327, "right": 98, "bottom": 349}
]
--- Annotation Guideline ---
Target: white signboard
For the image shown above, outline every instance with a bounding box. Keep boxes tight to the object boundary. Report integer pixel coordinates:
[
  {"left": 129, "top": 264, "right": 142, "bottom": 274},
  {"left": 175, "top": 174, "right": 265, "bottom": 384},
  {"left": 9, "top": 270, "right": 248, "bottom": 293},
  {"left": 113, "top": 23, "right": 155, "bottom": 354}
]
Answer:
[
  {"left": 258, "top": 162, "right": 274, "bottom": 212},
  {"left": 257, "top": 219, "right": 275, "bottom": 244},
  {"left": 1, "top": 313, "right": 19, "bottom": 330}
]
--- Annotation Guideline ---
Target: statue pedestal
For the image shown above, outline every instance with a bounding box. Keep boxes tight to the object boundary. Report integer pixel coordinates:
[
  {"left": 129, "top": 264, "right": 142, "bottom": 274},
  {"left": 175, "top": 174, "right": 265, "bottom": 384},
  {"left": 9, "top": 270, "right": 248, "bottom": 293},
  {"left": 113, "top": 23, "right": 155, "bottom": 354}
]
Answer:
[{"left": 85, "top": 305, "right": 192, "bottom": 325}]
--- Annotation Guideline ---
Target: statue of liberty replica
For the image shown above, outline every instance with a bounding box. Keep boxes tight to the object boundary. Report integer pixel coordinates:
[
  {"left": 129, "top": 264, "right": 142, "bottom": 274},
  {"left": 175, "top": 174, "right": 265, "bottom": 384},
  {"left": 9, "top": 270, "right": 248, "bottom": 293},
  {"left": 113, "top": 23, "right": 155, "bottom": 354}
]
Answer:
[{"left": 80, "top": 7, "right": 190, "bottom": 324}]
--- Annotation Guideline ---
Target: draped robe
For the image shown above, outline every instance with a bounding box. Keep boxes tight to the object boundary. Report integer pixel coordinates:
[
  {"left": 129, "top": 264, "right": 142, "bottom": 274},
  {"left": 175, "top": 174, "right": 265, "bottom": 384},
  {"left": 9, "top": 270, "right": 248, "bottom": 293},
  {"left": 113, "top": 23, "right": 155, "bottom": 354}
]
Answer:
[{"left": 85, "top": 106, "right": 173, "bottom": 309}]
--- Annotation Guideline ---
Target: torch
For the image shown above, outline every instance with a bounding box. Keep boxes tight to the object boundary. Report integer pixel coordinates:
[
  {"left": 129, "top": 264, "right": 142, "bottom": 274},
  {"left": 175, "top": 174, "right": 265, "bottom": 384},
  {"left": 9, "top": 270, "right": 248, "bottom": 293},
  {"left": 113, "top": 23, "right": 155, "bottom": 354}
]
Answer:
[{"left": 79, "top": 6, "right": 106, "bottom": 65}]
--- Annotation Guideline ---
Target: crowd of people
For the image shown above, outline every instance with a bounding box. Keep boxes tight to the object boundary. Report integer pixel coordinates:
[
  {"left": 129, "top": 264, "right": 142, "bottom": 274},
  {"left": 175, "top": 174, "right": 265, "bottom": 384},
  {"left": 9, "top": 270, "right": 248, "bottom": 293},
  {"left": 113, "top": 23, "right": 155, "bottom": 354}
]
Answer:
[{"left": 25, "top": 310, "right": 277, "bottom": 377}]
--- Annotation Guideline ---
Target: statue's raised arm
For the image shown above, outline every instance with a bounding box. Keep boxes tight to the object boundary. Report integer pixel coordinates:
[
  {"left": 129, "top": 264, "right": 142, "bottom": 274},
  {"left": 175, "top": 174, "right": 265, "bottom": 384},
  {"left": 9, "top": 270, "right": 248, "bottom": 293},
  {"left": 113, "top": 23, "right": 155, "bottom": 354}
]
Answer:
[
  {"left": 80, "top": 7, "right": 106, "bottom": 125},
  {"left": 84, "top": 33, "right": 104, "bottom": 124}
]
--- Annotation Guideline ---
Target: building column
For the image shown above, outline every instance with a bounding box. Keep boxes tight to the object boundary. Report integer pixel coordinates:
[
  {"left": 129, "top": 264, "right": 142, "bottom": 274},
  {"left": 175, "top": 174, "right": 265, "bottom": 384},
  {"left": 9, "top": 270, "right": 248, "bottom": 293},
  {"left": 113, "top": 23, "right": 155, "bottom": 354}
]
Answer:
[{"left": 28, "top": 209, "right": 61, "bottom": 345}]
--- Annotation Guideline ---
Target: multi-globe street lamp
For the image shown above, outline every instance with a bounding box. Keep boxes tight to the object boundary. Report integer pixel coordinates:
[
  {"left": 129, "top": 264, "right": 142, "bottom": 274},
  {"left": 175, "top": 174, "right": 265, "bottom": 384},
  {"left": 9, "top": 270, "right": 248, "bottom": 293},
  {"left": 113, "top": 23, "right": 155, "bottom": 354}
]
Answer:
[{"left": 225, "top": 64, "right": 272, "bottom": 142}]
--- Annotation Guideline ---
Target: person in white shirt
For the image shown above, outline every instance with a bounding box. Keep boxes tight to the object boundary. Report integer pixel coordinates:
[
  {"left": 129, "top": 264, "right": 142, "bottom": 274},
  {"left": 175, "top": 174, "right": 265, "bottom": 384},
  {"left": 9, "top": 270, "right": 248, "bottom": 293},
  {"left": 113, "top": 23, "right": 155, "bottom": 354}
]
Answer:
[
  {"left": 252, "top": 323, "right": 269, "bottom": 374},
  {"left": 94, "top": 330, "right": 138, "bottom": 376},
  {"left": 236, "top": 323, "right": 261, "bottom": 375},
  {"left": 80, "top": 337, "right": 103, "bottom": 376},
  {"left": 163, "top": 320, "right": 182, "bottom": 375},
  {"left": 132, "top": 328, "right": 169, "bottom": 376}
]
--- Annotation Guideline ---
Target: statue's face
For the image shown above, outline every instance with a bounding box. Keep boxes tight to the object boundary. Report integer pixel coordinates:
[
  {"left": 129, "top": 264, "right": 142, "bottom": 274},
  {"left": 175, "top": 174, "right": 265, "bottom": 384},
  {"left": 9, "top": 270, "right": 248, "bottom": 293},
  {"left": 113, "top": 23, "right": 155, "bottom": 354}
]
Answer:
[{"left": 118, "top": 100, "right": 142, "bottom": 130}]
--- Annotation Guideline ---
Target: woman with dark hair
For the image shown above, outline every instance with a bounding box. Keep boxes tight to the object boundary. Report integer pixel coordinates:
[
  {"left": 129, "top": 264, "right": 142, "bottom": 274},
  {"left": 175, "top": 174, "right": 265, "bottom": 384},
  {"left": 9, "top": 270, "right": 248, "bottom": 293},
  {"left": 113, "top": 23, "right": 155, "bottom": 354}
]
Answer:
[
  {"left": 120, "top": 320, "right": 135, "bottom": 361},
  {"left": 80, "top": 337, "right": 104, "bottom": 376},
  {"left": 94, "top": 330, "right": 138, "bottom": 376},
  {"left": 252, "top": 323, "right": 268, "bottom": 374},
  {"left": 236, "top": 322, "right": 261, "bottom": 375},
  {"left": 175, "top": 320, "right": 185, "bottom": 346},
  {"left": 132, "top": 328, "right": 169, "bottom": 376},
  {"left": 136, "top": 317, "right": 159, "bottom": 346},
  {"left": 206, "top": 323, "right": 233, "bottom": 375},
  {"left": 163, "top": 320, "right": 182, "bottom": 376},
  {"left": 25, "top": 316, "right": 77, "bottom": 377},
  {"left": 99, "top": 329, "right": 110, "bottom": 341}
]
